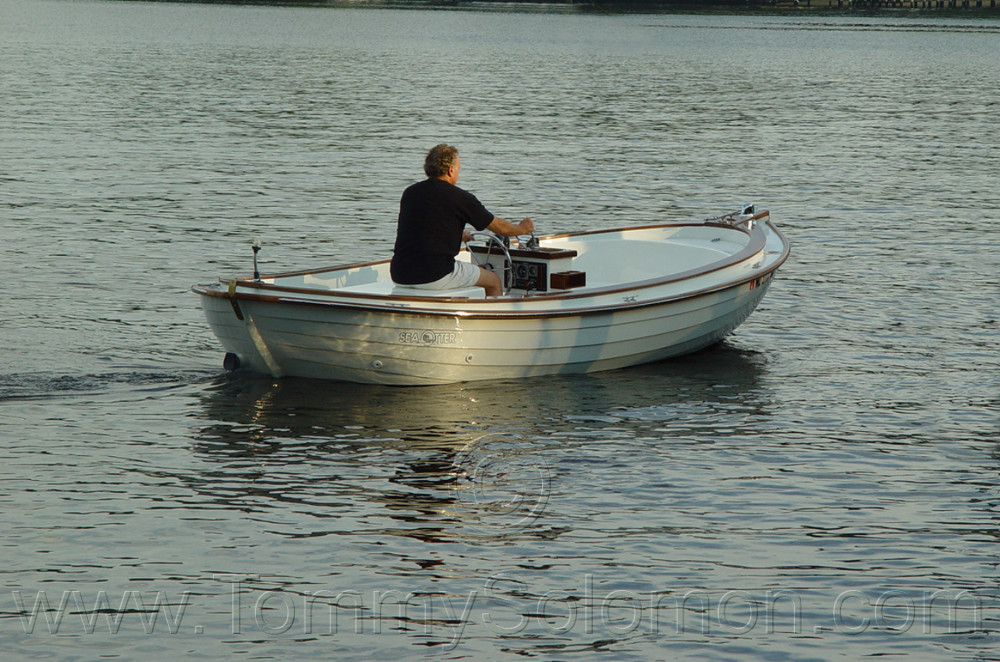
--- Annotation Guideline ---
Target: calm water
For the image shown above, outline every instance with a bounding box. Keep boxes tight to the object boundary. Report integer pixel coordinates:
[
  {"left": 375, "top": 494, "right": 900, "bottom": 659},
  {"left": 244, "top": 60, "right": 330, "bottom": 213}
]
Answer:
[{"left": 2, "top": 1, "right": 999, "bottom": 659}]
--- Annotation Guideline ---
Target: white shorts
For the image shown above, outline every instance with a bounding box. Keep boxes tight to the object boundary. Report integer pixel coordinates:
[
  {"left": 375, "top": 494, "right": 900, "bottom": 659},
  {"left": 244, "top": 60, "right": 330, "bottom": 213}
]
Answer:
[{"left": 406, "top": 260, "right": 481, "bottom": 290}]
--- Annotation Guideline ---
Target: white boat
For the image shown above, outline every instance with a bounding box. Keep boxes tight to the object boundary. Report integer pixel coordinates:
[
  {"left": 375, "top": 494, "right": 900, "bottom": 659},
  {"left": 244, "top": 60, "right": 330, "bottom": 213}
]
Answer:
[{"left": 192, "top": 207, "right": 789, "bottom": 386}]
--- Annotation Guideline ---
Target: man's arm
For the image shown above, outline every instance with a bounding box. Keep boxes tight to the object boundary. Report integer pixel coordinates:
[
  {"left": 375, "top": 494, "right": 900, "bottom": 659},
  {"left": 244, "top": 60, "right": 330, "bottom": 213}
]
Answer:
[{"left": 486, "top": 216, "right": 534, "bottom": 237}]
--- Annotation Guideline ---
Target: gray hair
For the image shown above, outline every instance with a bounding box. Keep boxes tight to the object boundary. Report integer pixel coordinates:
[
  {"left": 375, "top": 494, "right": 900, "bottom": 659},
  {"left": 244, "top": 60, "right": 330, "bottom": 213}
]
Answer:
[{"left": 424, "top": 144, "right": 458, "bottom": 178}]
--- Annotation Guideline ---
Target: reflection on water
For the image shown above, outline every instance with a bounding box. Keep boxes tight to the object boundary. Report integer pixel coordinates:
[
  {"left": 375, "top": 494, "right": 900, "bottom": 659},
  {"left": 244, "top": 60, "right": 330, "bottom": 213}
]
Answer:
[
  {"left": 195, "top": 342, "right": 769, "bottom": 441},
  {"left": 183, "top": 344, "right": 769, "bottom": 544}
]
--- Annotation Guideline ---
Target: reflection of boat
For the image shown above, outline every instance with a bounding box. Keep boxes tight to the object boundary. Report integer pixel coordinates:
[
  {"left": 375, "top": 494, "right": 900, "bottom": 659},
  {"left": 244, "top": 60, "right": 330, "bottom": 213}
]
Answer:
[
  {"left": 180, "top": 346, "right": 771, "bottom": 543},
  {"left": 193, "top": 343, "right": 770, "bottom": 446},
  {"left": 192, "top": 208, "right": 789, "bottom": 385}
]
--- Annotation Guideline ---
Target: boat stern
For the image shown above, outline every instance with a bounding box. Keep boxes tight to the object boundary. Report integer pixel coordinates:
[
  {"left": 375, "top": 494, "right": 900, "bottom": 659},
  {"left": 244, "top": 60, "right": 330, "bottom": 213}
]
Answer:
[{"left": 193, "top": 282, "right": 281, "bottom": 376}]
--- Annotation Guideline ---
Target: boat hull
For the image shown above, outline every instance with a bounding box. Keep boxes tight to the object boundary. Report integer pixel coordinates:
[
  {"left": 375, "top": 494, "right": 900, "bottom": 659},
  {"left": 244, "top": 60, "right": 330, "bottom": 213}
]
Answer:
[
  {"left": 198, "top": 274, "right": 774, "bottom": 385},
  {"left": 194, "top": 214, "right": 789, "bottom": 385}
]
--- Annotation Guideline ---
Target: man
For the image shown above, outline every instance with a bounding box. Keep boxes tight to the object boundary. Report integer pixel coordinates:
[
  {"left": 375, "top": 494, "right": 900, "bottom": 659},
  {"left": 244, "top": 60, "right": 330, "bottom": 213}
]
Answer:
[{"left": 390, "top": 144, "right": 534, "bottom": 297}]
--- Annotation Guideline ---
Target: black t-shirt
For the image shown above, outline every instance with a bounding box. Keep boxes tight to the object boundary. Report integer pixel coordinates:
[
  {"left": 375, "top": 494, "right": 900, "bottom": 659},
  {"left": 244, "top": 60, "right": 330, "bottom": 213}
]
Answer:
[{"left": 390, "top": 178, "right": 494, "bottom": 285}]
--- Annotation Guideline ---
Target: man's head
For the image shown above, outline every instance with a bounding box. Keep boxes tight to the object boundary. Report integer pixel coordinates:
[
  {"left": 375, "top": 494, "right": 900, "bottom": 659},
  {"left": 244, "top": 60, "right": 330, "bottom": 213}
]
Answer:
[{"left": 424, "top": 144, "right": 460, "bottom": 181}]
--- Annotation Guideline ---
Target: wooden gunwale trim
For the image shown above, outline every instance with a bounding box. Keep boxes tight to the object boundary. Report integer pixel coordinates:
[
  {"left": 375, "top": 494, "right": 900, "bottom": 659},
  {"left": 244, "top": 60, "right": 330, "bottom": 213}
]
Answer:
[
  {"left": 194, "top": 266, "right": 775, "bottom": 320},
  {"left": 538, "top": 211, "right": 766, "bottom": 242},
  {"left": 200, "top": 217, "right": 770, "bottom": 305},
  {"left": 193, "top": 241, "right": 788, "bottom": 321}
]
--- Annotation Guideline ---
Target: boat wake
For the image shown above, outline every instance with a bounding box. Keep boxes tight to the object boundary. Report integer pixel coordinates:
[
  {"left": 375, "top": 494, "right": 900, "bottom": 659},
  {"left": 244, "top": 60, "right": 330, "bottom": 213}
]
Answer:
[{"left": 0, "top": 369, "right": 216, "bottom": 401}]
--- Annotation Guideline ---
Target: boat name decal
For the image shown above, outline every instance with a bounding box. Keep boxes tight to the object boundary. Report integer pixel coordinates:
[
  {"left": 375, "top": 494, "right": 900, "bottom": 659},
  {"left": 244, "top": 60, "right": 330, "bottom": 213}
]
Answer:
[{"left": 398, "top": 330, "right": 459, "bottom": 345}]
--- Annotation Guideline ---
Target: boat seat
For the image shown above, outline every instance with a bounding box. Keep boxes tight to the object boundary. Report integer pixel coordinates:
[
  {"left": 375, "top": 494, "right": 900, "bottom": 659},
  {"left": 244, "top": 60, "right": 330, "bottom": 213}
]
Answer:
[
  {"left": 391, "top": 285, "right": 486, "bottom": 298},
  {"left": 334, "top": 280, "right": 486, "bottom": 298}
]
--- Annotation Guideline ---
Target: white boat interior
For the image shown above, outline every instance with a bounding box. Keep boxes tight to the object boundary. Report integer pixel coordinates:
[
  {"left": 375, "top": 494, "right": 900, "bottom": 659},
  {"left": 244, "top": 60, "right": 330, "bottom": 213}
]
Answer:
[{"left": 256, "top": 220, "right": 769, "bottom": 304}]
